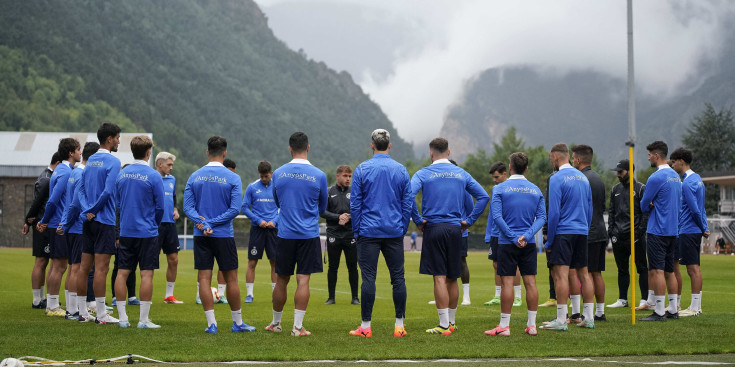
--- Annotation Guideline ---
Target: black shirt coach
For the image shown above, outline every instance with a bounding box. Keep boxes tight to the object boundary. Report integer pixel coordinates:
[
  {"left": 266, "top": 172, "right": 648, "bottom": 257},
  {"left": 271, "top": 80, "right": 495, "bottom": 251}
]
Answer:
[{"left": 321, "top": 184, "right": 353, "bottom": 239}]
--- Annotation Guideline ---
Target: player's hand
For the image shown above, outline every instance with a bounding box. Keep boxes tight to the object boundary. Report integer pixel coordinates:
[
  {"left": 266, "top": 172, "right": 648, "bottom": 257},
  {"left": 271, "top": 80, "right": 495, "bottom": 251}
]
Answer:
[
  {"left": 704, "top": 231, "right": 711, "bottom": 238},
  {"left": 203, "top": 228, "right": 213, "bottom": 237},
  {"left": 543, "top": 234, "right": 547, "bottom": 242},
  {"left": 22, "top": 223, "right": 30, "bottom": 235},
  {"left": 418, "top": 220, "right": 427, "bottom": 232},
  {"left": 517, "top": 235, "right": 527, "bottom": 248},
  {"left": 56, "top": 227, "right": 64, "bottom": 236},
  {"left": 649, "top": 202, "right": 654, "bottom": 209},
  {"left": 196, "top": 223, "right": 204, "bottom": 231},
  {"left": 259, "top": 220, "right": 268, "bottom": 228},
  {"left": 338, "top": 213, "right": 350, "bottom": 226},
  {"left": 173, "top": 209, "right": 180, "bottom": 221},
  {"left": 86, "top": 213, "right": 96, "bottom": 221},
  {"left": 460, "top": 221, "right": 469, "bottom": 231},
  {"left": 27, "top": 217, "right": 35, "bottom": 224},
  {"left": 266, "top": 221, "right": 276, "bottom": 229},
  {"left": 36, "top": 222, "right": 47, "bottom": 233}
]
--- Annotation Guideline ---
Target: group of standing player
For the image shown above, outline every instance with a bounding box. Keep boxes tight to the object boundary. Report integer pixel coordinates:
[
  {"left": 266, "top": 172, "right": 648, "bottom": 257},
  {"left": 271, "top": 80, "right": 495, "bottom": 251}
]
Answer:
[{"left": 24, "top": 123, "right": 708, "bottom": 336}]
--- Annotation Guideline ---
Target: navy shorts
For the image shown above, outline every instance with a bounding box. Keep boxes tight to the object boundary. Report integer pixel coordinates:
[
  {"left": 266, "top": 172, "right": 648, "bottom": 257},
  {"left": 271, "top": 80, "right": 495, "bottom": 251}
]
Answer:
[
  {"left": 67, "top": 232, "right": 86, "bottom": 265},
  {"left": 49, "top": 230, "right": 68, "bottom": 259},
  {"left": 248, "top": 227, "right": 278, "bottom": 260},
  {"left": 547, "top": 234, "right": 588, "bottom": 269},
  {"left": 497, "top": 243, "right": 537, "bottom": 276},
  {"left": 84, "top": 221, "right": 116, "bottom": 255},
  {"left": 488, "top": 236, "right": 499, "bottom": 261},
  {"left": 194, "top": 236, "right": 238, "bottom": 271},
  {"left": 118, "top": 237, "right": 160, "bottom": 270},
  {"left": 461, "top": 236, "right": 469, "bottom": 257},
  {"left": 678, "top": 233, "right": 702, "bottom": 266},
  {"left": 647, "top": 234, "right": 676, "bottom": 272},
  {"left": 157, "top": 222, "right": 180, "bottom": 255},
  {"left": 419, "top": 223, "right": 462, "bottom": 278},
  {"left": 275, "top": 237, "right": 322, "bottom": 275},
  {"left": 32, "top": 228, "right": 51, "bottom": 258},
  {"left": 587, "top": 241, "right": 607, "bottom": 272}
]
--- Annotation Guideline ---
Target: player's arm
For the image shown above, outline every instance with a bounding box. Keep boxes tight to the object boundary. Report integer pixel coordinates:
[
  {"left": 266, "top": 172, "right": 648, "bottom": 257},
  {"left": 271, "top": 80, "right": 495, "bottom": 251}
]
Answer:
[
  {"left": 639, "top": 175, "right": 660, "bottom": 214},
  {"left": 586, "top": 184, "right": 593, "bottom": 228},
  {"left": 318, "top": 173, "right": 329, "bottom": 215},
  {"left": 525, "top": 193, "right": 547, "bottom": 241},
  {"left": 683, "top": 181, "right": 707, "bottom": 233},
  {"left": 349, "top": 166, "right": 363, "bottom": 237},
  {"left": 399, "top": 168, "right": 413, "bottom": 234},
  {"left": 62, "top": 188, "right": 82, "bottom": 234},
  {"left": 153, "top": 175, "right": 165, "bottom": 225},
  {"left": 464, "top": 175, "right": 489, "bottom": 226},
  {"left": 484, "top": 202, "right": 494, "bottom": 243},
  {"left": 608, "top": 186, "right": 616, "bottom": 237},
  {"left": 183, "top": 177, "right": 203, "bottom": 226},
  {"left": 241, "top": 185, "right": 262, "bottom": 225},
  {"left": 409, "top": 173, "right": 424, "bottom": 226},
  {"left": 545, "top": 178, "right": 561, "bottom": 249},
  {"left": 86, "top": 164, "right": 121, "bottom": 215},
  {"left": 320, "top": 188, "right": 341, "bottom": 221},
  {"left": 26, "top": 178, "right": 50, "bottom": 222},
  {"left": 491, "top": 187, "right": 516, "bottom": 241},
  {"left": 205, "top": 179, "right": 244, "bottom": 228},
  {"left": 40, "top": 172, "right": 69, "bottom": 225}
]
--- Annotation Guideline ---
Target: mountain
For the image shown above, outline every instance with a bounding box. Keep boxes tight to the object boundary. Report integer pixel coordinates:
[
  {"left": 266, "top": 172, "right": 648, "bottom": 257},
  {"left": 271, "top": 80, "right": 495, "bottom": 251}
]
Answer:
[
  {"left": 441, "top": 28, "right": 735, "bottom": 167},
  {"left": 0, "top": 0, "right": 413, "bottom": 181}
]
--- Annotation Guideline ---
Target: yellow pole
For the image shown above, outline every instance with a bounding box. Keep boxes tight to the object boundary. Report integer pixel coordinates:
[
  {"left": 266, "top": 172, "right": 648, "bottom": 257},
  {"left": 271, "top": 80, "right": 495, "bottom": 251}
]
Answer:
[{"left": 629, "top": 146, "right": 636, "bottom": 324}]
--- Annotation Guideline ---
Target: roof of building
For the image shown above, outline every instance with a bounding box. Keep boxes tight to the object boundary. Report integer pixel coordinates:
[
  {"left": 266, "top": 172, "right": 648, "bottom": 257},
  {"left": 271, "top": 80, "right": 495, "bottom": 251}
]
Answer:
[
  {"left": 0, "top": 131, "right": 153, "bottom": 178},
  {"left": 701, "top": 170, "right": 735, "bottom": 186}
]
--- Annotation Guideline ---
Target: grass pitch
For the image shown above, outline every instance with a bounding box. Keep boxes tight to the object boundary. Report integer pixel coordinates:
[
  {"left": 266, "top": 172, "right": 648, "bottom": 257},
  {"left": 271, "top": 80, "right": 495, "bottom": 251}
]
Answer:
[{"left": 0, "top": 248, "right": 733, "bottom": 362}]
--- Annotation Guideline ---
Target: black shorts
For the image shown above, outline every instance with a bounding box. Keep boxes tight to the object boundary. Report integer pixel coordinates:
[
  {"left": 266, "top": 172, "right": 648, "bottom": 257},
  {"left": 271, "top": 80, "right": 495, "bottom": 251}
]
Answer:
[
  {"left": 32, "top": 227, "right": 51, "bottom": 258},
  {"left": 67, "top": 233, "right": 86, "bottom": 265},
  {"left": 587, "top": 241, "right": 607, "bottom": 272},
  {"left": 547, "top": 234, "right": 588, "bottom": 269},
  {"left": 194, "top": 236, "right": 238, "bottom": 271},
  {"left": 118, "top": 237, "right": 160, "bottom": 270},
  {"left": 646, "top": 234, "right": 676, "bottom": 272},
  {"left": 275, "top": 237, "right": 322, "bottom": 276},
  {"left": 487, "top": 236, "right": 499, "bottom": 261},
  {"left": 461, "top": 236, "right": 469, "bottom": 257},
  {"left": 248, "top": 227, "right": 278, "bottom": 260},
  {"left": 497, "top": 243, "right": 537, "bottom": 276},
  {"left": 419, "top": 223, "right": 462, "bottom": 278},
  {"left": 678, "top": 233, "right": 702, "bottom": 266},
  {"left": 158, "top": 222, "right": 180, "bottom": 255},
  {"left": 49, "top": 230, "right": 68, "bottom": 259},
  {"left": 84, "top": 221, "right": 116, "bottom": 255}
]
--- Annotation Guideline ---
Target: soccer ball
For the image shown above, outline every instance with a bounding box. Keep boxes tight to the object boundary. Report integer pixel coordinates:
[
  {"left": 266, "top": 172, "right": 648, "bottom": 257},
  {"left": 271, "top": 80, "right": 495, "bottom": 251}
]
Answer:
[
  {"left": 211, "top": 287, "right": 220, "bottom": 300},
  {"left": 1, "top": 358, "right": 23, "bottom": 367}
]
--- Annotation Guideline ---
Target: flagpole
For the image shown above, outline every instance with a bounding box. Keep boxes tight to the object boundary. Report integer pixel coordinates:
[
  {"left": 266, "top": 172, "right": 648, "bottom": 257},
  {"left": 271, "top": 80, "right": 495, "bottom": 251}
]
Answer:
[{"left": 626, "top": 0, "right": 637, "bottom": 325}]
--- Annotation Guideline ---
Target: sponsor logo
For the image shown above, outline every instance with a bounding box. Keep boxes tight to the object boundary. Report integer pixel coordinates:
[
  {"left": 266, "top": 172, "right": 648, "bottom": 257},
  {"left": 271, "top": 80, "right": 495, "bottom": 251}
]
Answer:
[
  {"left": 278, "top": 172, "right": 316, "bottom": 182},
  {"left": 346, "top": 193, "right": 350, "bottom": 200},
  {"left": 250, "top": 248, "right": 258, "bottom": 256},
  {"left": 615, "top": 193, "right": 621, "bottom": 196},
  {"left": 120, "top": 172, "right": 149, "bottom": 181},
  {"left": 563, "top": 175, "right": 587, "bottom": 183},
  {"left": 256, "top": 189, "right": 262, "bottom": 194},
  {"left": 87, "top": 161, "right": 104, "bottom": 167},
  {"left": 256, "top": 198, "right": 274, "bottom": 203},
  {"left": 504, "top": 186, "right": 539, "bottom": 194},
  {"left": 44, "top": 245, "right": 50, "bottom": 254},
  {"left": 329, "top": 237, "right": 335, "bottom": 243},
  {"left": 429, "top": 172, "right": 462, "bottom": 179},
  {"left": 488, "top": 247, "right": 493, "bottom": 256},
  {"left": 351, "top": 238, "right": 356, "bottom": 244},
  {"left": 330, "top": 195, "right": 337, "bottom": 198},
  {"left": 666, "top": 177, "right": 680, "bottom": 183},
  {"left": 195, "top": 175, "right": 228, "bottom": 184}
]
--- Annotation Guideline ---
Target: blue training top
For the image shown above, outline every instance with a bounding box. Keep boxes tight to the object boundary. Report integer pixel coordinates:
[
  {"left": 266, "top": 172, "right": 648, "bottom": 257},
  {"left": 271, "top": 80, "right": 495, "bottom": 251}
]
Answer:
[
  {"left": 410, "top": 159, "right": 489, "bottom": 227},
  {"left": 81, "top": 150, "right": 121, "bottom": 226},
  {"left": 116, "top": 162, "right": 165, "bottom": 238},
  {"left": 679, "top": 170, "right": 708, "bottom": 234},
  {"left": 491, "top": 175, "right": 546, "bottom": 245},
  {"left": 545, "top": 164, "right": 592, "bottom": 249},
  {"left": 161, "top": 175, "right": 177, "bottom": 224},
  {"left": 351, "top": 153, "right": 412, "bottom": 238},
  {"left": 184, "top": 162, "right": 243, "bottom": 238},
  {"left": 640, "top": 165, "right": 682, "bottom": 237},
  {"left": 60, "top": 165, "right": 86, "bottom": 235},
  {"left": 272, "top": 159, "right": 328, "bottom": 239},
  {"left": 242, "top": 179, "right": 279, "bottom": 227},
  {"left": 40, "top": 161, "right": 72, "bottom": 228},
  {"left": 462, "top": 191, "right": 473, "bottom": 238}
]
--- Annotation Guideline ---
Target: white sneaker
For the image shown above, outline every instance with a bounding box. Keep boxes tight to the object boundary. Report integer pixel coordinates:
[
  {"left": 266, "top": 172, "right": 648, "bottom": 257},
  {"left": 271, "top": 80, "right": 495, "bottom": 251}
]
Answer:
[
  {"left": 607, "top": 299, "right": 628, "bottom": 308},
  {"left": 137, "top": 320, "right": 162, "bottom": 328},
  {"left": 679, "top": 308, "right": 702, "bottom": 317},
  {"left": 461, "top": 299, "right": 471, "bottom": 306},
  {"left": 95, "top": 313, "right": 119, "bottom": 325},
  {"left": 428, "top": 300, "right": 436, "bottom": 305}
]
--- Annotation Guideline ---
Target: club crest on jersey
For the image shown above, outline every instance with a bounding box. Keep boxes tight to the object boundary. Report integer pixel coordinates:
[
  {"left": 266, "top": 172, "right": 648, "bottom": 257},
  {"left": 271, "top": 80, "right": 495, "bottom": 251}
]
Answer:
[
  {"left": 256, "top": 189, "right": 262, "bottom": 194},
  {"left": 169, "top": 183, "right": 174, "bottom": 189},
  {"left": 346, "top": 193, "right": 351, "bottom": 199},
  {"left": 250, "top": 248, "right": 258, "bottom": 256},
  {"left": 329, "top": 237, "right": 335, "bottom": 243}
]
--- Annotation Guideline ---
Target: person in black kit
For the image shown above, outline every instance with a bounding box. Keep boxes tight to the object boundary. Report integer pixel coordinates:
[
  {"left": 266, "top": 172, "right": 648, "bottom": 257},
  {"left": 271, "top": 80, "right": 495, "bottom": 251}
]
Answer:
[
  {"left": 321, "top": 165, "right": 360, "bottom": 305},
  {"left": 572, "top": 145, "right": 609, "bottom": 321},
  {"left": 540, "top": 169, "right": 558, "bottom": 308},
  {"left": 607, "top": 159, "right": 649, "bottom": 310},
  {"left": 23, "top": 152, "right": 62, "bottom": 309}
]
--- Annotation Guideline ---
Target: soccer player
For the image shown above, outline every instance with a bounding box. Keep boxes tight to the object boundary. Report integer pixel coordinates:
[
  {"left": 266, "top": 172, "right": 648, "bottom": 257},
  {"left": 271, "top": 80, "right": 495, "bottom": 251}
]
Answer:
[
  {"left": 242, "top": 161, "right": 278, "bottom": 304},
  {"left": 23, "top": 152, "right": 61, "bottom": 309},
  {"left": 348, "top": 129, "right": 412, "bottom": 338},
  {"left": 607, "top": 160, "right": 649, "bottom": 310},
  {"left": 411, "top": 137, "right": 489, "bottom": 335},
  {"left": 571, "top": 145, "right": 608, "bottom": 321},
  {"left": 484, "top": 162, "right": 523, "bottom": 307},
  {"left": 57, "top": 142, "right": 99, "bottom": 320},
  {"left": 78, "top": 122, "right": 122, "bottom": 325},
  {"left": 37, "top": 138, "right": 81, "bottom": 317},
  {"left": 114, "top": 136, "right": 165, "bottom": 328},
  {"left": 670, "top": 147, "right": 708, "bottom": 317},
  {"left": 410, "top": 231, "right": 418, "bottom": 251},
  {"left": 184, "top": 136, "right": 254, "bottom": 333},
  {"left": 639, "top": 141, "right": 682, "bottom": 321},
  {"left": 321, "top": 165, "right": 360, "bottom": 305},
  {"left": 265, "top": 132, "right": 327, "bottom": 336},
  {"left": 155, "top": 152, "right": 184, "bottom": 304},
  {"left": 485, "top": 152, "right": 545, "bottom": 336},
  {"left": 540, "top": 143, "right": 595, "bottom": 331}
]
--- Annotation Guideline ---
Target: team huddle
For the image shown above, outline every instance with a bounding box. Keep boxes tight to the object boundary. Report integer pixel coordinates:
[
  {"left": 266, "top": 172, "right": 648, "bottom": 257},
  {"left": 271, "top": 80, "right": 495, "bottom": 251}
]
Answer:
[{"left": 23, "top": 123, "right": 708, "bottom": 337}]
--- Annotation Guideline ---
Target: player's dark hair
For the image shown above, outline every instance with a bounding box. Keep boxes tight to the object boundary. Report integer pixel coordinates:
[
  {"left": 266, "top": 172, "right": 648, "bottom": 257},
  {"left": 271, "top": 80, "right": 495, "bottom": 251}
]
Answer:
[
  {"left": 571, "top": 144, "right": 593, "bottom": 165},
  {"left": 646, "top": 140, "right": 668, "bottom": 159},
  {"left": 130, "top": 135, "right": 153, "bottom": 160},
  {"left": 257, "top": 160, "right": 271, "bottom": 174},
  {"left": 50, "top": 152, "right": 62, "bottom": 165},
  {"left": 82, "top": 142, "right": 99, "bottom": 162},
  {"left": 489, "top": 161, "right": 506, "bottom": 174},
  {"left": 57, "top": 138, "right": 80, "bottom": 161},
  {"left": 669, "top": 147, "right": 693, "bottom": 165},
  {"left": 97, "top": 122, "right": 121, "bottom": 145},
  {"left": 223, "top": 158, "right": 237, "bottom": 170},
  {"left": 289, "top": 132, "right": 309, "bottom": 153},
  {"left": 429, "top": 137, "right": 449, "bottom": 154},
  {"left": 207, "top": 136, "right": 227, "bottom": 157},
  {"left": 550, "top": 143, "right": 569, "bottom": 156},
  {"left": 509, "top": 152, "right": 529, "bottom": 175},
  {"left": 336, "top": 165, "right": 352, "bottom": 174}
]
